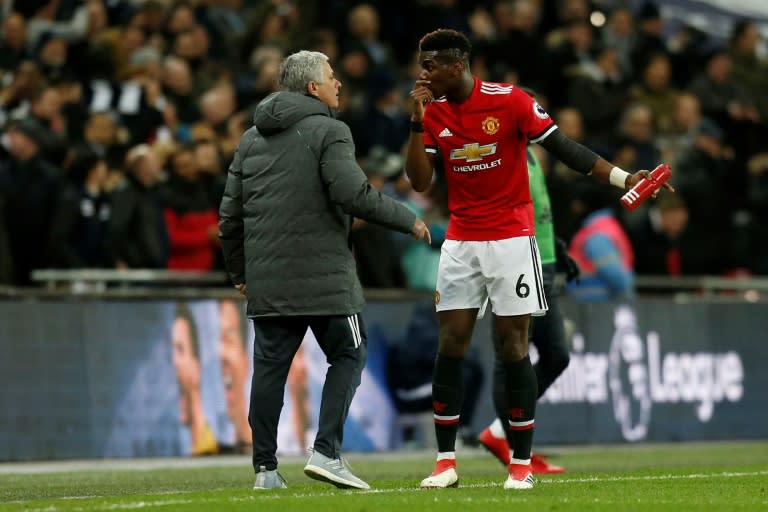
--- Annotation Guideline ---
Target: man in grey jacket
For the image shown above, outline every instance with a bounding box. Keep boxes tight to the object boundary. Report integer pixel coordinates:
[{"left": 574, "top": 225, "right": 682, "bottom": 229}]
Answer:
[{"left": 219, "top": 50, "right": 431, "bottom": 491}]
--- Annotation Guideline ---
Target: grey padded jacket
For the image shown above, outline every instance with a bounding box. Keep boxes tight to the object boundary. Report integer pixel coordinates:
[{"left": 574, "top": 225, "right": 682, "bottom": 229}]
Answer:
[{"left": 219, "top": 91, "right": 416, "bottom": 317}]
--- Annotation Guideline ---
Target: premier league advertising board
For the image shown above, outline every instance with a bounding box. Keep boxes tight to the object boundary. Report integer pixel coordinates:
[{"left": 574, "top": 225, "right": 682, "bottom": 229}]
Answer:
[
  {"left": 0, "top": 297, "right": 765, "bottom": 461},
  {"left": 532, "top": 301, "right": 762, "bottom": 444}
]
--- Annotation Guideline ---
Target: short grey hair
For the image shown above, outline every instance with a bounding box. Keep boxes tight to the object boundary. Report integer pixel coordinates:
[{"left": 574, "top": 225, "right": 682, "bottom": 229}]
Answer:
[{"left": 278, "top": 50, "right": 329, "bottom": 93}]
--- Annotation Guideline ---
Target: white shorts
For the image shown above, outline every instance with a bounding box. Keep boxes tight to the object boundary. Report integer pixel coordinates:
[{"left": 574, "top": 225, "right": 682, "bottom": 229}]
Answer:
[{"left": 435, "top": 236, "right": 548, "bottom": 318}]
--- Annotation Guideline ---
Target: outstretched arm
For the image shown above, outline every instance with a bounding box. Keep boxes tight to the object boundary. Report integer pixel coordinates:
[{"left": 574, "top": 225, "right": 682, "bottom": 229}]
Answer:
[{"left": 539, "top": 128, "right": 675, "bottom": 192}]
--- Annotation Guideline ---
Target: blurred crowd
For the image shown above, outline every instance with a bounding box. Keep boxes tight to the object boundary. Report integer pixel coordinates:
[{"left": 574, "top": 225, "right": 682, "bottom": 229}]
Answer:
[{"left": 0, "top": 0, "right": 767, "bottom": 288}]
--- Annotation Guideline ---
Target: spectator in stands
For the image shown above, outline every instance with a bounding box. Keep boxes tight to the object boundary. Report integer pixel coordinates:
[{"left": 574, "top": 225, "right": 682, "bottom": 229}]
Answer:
[
  {"left": 239, "top": 44, "right": 283, "bottom": 109},
  {"left": 0, "top": 60, "right": 46, "bottom": 117},
  {"left": 689, "top": 49, "right": 760, "bottom": 130},
  {"left": 566, "top": 43, "right": 627, "bottom": 146},
  {"left": 613, "top": 103, "right": 661, "bottom": 173},
  {"left": 546, "top": 19, "right": 597, "bottom": 108},
  {"left": 602, "top": 5, "right": 636, "bottom": 78},
  {"left": 171, "top": 302, "right": 219, "bottom": 456},
  {"left": 336, "top": 42, "right": 372, "bottom": 117},
  {"left": 352, "top": 147, "right": 408, "bottom": 289},
  {"left": 83, "top": 111, "right": 127, "bottom": 158},
  {"left": 22, "top": 0, "right": 91, "bottom": 52},
  {"left": 26, "top": 84, "right": 67, "bottom": 164},
  {"left": 36, "top": 34, "right": 69, "bottom": 83},
  {"left": 345, "top": 4, "right": 396, "bottom": 70},
  {"left": 161, "top": 56, "right": 199, "bottom": 129},
  {"left": 667, "top": 23, "right": 710, "bottom": 90},
  {"left": 689, "top": 47, "right": 762, "bottom": 201},
  {"left": 0, "top": 117, "right": 61, "bottom": 285},
  {"left": 159, "top": 144, "right": 220, "bottom": 271},
  {"left": 728, "top": 19, "right": 768, "bottom": 121},
  {"left": 656, "top": 92, "right": 701, "bottom": 163},
  {"left": 350, "top": 68, "right": 409, "bottom": 158},
  {"left": 485, "top": 0, "right": 547, "bottom": 88},
  {"left": 629, "top": 52, "right": 679, "bottom": 135},
  {"left": 0, "top": 12, "right": 29, "bottom": 74},
  {"left": 673, "top": 118, "right": 733, "bottom": 271},
  {"left": 107, "top": 144, "right": 168, "bottom": 269},
  {"left": 171, "top": 26, "right": 222, "bottom": 99},
  {"left": 567, "top": 182, "right": 635, "bottom": 301},
  {"left": 629, "top": 1, "right": 668, "bottom": 78},
  {"left": 628, "top": 193, "right": 717, "bottom": 276},
  {"left": 194, "top": 138, "right": 226, "bottom": 205},
  {"left": 196, "top": 84, "right": 243, "bottom": 159},
  {"left": 47, "top": 144, "right": 111, "bottom": 268}
]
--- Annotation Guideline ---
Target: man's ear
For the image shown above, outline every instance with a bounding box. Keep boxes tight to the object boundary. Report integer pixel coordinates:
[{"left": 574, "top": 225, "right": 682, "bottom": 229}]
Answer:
[{"left": 307, "top": 81, "right": 319, "bottom": 97}]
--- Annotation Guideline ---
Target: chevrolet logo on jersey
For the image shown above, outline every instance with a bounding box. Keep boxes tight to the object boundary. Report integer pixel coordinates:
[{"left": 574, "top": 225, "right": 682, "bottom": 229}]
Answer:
[{"left": 450, "top": 142, "right": 497, "bottom": 162}]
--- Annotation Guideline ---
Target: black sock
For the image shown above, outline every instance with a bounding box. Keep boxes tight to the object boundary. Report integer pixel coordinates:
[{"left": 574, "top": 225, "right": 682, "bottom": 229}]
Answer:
[
  {"left": 504, "top": 355, "right": 537, "bottom": 461},
  {"left": 432, "top": 353, "right": 464, "bottom": 453}
]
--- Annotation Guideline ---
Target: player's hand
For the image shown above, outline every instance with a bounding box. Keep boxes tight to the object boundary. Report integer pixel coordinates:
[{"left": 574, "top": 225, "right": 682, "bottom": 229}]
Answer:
[
  {"left": 409, "top": 80, "right": 434, "bottom": 119},
  {"left": 411, "top": 218, "right": 432, "bottom": 245},
  {"left": 626, "top": 169, "right": 675, "bottom": 197},
  {"left": 234, "top": 283, "right": 246, "bottom": 295}
]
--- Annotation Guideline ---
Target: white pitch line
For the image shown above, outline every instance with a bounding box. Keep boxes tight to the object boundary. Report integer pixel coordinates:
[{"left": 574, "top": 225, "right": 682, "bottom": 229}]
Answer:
[
  {"left": 540, "top": 470, "right": 768, "bottom": 484},
  {"left": 15, "top": 470, "right": 768, "bottom": 511}
]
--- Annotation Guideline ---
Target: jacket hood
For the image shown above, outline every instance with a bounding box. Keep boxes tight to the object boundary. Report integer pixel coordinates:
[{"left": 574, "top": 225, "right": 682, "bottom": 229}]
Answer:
[{"left": 253, "top": 91, "right": 333, "bottom": 135}]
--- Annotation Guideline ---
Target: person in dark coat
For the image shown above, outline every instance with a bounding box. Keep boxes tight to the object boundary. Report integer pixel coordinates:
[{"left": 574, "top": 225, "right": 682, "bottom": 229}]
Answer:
[
  {"left": 47, "top": 144, "right": 112, "bottom": 268},
  {"left": 0, "top": 118, "right": 61, "bottom": 285},
  {"left": 218, "top": 50, "right": 430, "bottom": 490},
  {"left": 106, "top": 144, "right": 168, "bottom": 269}
]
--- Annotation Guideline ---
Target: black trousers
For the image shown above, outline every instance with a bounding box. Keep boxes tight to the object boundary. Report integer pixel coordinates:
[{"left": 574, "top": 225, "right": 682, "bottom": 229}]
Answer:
[{"left": 249, "top": 314, "right": 367, "bottom": 471}]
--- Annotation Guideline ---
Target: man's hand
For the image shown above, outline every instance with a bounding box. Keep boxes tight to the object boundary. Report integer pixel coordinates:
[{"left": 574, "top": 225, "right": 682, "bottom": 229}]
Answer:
[
  {"left": 411, "top": 218, "right": 432, "bottom": 245},
  {"left": 409, "top": 80, "right": 434, "bottom": 120},
  {"left": 234, "top": 283, "right": 246, "bottom": 295},
  {"left": 555, "top": 237, "right": 580, "bottom": 283},
  {"left": 625, "top": 169, "right": 675, "bottom": 195}
]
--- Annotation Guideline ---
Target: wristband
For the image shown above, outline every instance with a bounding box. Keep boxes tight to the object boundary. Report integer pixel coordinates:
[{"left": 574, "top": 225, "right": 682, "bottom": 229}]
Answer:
[
  {"left": 609, "top": 166, "right": 631, "bottom": 189},
  {"left": 410, "top": 121, "right": 424, "bottom": 133}
]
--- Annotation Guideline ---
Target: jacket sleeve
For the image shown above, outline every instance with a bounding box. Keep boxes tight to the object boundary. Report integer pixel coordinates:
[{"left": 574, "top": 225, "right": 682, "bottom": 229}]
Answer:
[
  {"left": 319, "top": 121, "right": 416, "bottom": 234},
  {"left": 218, "top": 135, "right": 248, "bottom": 285}
]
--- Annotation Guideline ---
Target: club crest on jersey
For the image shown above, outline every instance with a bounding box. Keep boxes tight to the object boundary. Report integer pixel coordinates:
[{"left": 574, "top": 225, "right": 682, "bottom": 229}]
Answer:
[
  {"left": 533, "top": 101, "right": 549, "bottom": 119},
  {"left": 450, "top": 142, "right": 497, "bottom": 162},
  {"left": 481, "top": 116, "right": 500, "bottom": 135}
]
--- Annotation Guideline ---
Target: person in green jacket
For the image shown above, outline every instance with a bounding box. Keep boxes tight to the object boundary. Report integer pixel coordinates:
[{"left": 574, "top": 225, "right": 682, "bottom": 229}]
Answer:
[{"left": 478, "top": 146, "right": 579, "bottom": 474}]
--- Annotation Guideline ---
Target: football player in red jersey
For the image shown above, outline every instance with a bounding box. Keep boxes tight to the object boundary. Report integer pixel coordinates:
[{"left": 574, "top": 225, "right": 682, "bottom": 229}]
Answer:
[{"left": 405, "top": 29, "right": 673, "bottom": 490}]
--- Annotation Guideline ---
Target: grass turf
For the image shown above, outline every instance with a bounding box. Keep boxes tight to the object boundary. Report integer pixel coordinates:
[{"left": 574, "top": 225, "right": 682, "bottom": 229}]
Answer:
[{"left": 1, "top": 441, "right": 766, "bottom": 512}]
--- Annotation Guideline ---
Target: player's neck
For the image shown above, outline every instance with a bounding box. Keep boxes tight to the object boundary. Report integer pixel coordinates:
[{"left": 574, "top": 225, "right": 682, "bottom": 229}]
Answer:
[{"left": 447, "top": 74, "right": 475, "bottom": 104}]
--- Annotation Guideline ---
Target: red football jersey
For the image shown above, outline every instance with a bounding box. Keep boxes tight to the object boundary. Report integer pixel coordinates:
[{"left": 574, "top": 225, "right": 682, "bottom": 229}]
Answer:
[{"left": 423, "top": 78, "right": 556, "bottom": 241}]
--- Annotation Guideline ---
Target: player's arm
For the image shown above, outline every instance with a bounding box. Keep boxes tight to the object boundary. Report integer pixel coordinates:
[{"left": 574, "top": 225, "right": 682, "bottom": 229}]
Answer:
[
  {"left": 538, "top": 129, "right": 674, "bottom": 192},
  {"left": 405, "top": 79, "right": 436, "bottom": 192}
]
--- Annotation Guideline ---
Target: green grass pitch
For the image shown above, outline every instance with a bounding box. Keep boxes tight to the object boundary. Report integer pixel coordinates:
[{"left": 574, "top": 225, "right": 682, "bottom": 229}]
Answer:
[{"left": 1, "top": 441, "right": 766, "bottom": 511}]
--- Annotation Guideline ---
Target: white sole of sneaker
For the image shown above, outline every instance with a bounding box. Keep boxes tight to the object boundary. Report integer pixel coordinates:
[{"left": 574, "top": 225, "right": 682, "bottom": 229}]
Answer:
[
  {"left": 503, "top": 475, "right": 534, "bottom": 490},
  {"left": 420, "top": 468, "right": 459, "bottom": 489},
  {"left": 303, "top": 465, "right": 370, "bottom": 490}
]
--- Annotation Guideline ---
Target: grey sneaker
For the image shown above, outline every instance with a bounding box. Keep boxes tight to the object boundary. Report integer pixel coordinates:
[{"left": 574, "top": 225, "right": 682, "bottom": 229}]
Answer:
[
  {"left": 303, "top": 451, "right": 371, "bottom": 490},
  {"left": 253, "top": 465, "right": 287, "bottom": 490}
]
